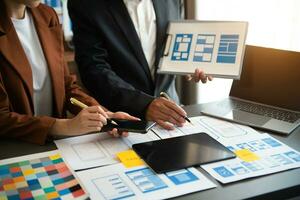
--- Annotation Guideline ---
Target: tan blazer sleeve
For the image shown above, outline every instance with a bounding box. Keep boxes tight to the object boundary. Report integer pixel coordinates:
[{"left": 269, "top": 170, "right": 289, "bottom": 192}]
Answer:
[
  {"left": 63, "top": 60, "right": 100, "bottom": 114},
  {"left": 0, "top": 75, "right": 56, "bottom": 145},
  {"left": 47, "top": 6, "right": 100, "bottom": 115}
]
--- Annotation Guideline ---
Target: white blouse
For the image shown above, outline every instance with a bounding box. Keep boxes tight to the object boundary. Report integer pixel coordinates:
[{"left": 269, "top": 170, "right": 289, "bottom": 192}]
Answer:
[{"left": 12, "top": 9, "right": 53, "bottom": 116}]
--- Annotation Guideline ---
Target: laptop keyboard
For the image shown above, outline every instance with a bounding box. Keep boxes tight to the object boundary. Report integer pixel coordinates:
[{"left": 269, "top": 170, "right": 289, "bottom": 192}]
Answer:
[{"left": 228, "top": 100, "right": 300, "bottom": 123}]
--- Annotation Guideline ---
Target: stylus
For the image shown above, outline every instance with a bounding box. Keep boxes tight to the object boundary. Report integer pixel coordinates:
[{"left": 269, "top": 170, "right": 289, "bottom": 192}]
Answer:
[{"left": 70, "top": 97, "right": 118, "bottom": 126}]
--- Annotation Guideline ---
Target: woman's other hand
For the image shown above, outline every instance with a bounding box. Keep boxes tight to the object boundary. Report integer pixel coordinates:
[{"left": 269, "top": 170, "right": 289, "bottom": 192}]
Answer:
[
  {"left": 50, "top": 106, "right": 108, "bottom": 137},
  {"left": 106, "top": 111, "right": 140, "bottom": 137}
]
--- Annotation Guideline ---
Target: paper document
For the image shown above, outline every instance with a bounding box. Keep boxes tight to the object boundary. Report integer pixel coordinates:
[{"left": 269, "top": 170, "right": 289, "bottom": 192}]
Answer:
[
  {"left": 0, "top": 151, "right": 88, "bottom": 200},
  {"left": 123, "top": 132, "right": 160, "bottom": 147},
  {"left": 55, "top": 132, "right": 159, "bottom": 170},
  {"left": 151, "top": 116, "right": 258, "bottom": 141},
  {"left": 76, "top": 163, "right": 216, "bottom": 200},
  {"left": 158, "top": 21, "right": 248, "bottom": 79},
  {"left": 152, "top": 116, "right": 300, "bottom": 184},
  {"left": 201, "top": 133, "right": 300, "bottom": 183}
]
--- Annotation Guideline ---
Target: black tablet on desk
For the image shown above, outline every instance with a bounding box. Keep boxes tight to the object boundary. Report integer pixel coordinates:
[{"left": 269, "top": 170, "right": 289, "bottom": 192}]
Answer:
[{"left": 132, "top": 133, "right": 236, "bottom": 173}]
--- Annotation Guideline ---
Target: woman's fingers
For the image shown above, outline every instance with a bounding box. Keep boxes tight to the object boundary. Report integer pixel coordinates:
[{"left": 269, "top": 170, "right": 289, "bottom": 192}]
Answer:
[
  {"left": 120, "top": 131, "right": 129, "bottom": 137},
  {"left": 88, "top": 113, "right": 107, "bottom": 123},
  {"left": 107, "top": 128, "right": 129, "bottom": 137},
  {"left": 108, "top": 128, "right": 120, "bottom": 137},
  {"left": 82, "top": 106, "right": 108, "bottom": 125},
  {"left": 86, "top": 106, "right": 108, "bottom": 117},
  {"left": 109, "top": 112, "right": 140, "bottom": 121}
]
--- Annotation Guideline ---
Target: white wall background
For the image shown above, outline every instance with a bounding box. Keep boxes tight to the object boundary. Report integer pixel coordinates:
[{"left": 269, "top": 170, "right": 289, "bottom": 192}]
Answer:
[{"left": 195, "top": 0, "right": 300, "bottom": 103}]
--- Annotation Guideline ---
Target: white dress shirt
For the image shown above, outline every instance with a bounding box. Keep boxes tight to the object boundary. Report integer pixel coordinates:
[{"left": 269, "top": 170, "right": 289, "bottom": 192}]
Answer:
[
  {"left": 12, "top": 9, "right": 53, "bottom": 116},
  {"left": 123, "top": 0, "right": 157, "bottom": 79}
]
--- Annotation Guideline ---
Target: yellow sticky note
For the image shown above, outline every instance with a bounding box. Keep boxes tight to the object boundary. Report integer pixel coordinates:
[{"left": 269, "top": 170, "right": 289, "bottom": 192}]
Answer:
[
  {"left": 235, "top": 149, "right": 260, "bottom": 162},
  {"left": 117, "top": 150, "right": 144, "bottom": 168}
]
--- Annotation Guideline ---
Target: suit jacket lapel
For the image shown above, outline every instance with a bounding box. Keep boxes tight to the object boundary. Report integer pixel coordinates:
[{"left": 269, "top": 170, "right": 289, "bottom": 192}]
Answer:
[
  {"left": 107, "top": 0, "right": 152, "bottom": 80},
  {"left": 152, "top": 0, "right": 169, "bottom": 73},
  {"left": 30, "top": 8, "right": 64, "bottom": 116},
  {"left": 0, "top": 9, "right": 34, "bottom": 107}
]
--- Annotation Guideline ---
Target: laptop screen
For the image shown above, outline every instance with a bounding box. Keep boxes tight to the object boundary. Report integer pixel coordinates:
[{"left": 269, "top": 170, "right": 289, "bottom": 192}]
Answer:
[{"left": 230, "top": 45, "right": 300, "bottom": 111}]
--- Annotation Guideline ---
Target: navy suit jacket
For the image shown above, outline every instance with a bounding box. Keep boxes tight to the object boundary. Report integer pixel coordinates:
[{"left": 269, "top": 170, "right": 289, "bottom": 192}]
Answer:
[{"left": 68, "top": 0, "right": 182, "bottom": 118}]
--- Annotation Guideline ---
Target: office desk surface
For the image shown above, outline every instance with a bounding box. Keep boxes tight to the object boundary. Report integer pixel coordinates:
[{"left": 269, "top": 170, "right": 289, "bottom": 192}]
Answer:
[{"left": 1, "top": 104, "right": 300, "bottom": 200}]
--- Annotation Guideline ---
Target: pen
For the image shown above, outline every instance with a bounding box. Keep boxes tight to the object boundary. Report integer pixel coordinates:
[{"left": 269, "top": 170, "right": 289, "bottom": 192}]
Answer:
[
  {"left": 70, "top": 97, "right": 118, "bottom": 126},
  {"left": 159, "top": 92, "right": 192, "bottom": 124}
]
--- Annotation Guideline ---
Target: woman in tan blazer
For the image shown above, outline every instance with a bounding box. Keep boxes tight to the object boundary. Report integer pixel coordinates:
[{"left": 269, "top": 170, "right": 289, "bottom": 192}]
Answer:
[{"left": 0, "top": 0, "right": 137, "bottom": 144}]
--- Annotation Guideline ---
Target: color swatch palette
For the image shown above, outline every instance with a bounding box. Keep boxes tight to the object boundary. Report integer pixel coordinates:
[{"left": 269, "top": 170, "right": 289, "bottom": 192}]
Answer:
[{"left": 0, "top": 154, "right": 87, "bottom": 200}]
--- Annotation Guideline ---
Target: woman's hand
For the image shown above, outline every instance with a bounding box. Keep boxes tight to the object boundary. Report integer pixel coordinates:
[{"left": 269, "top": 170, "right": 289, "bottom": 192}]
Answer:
[
  {"left": 106, "top": 111, "right": 140, "bottom": 137},
  {"left": 50, "top": 106, "right": 108, "bottom": 137},
  {"left": 186, "top": 68, "right": 213, "bottom": 83}
]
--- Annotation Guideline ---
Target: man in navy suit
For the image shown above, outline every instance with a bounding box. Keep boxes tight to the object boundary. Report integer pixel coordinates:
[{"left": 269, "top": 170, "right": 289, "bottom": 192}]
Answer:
[{"left": 68, "top": 0, "right": 211, "bottom": 129}]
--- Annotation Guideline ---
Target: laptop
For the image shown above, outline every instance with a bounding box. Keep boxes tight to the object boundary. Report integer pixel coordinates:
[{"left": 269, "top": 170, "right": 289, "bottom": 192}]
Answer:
[{"left": 201, "top": 45, "right": 300, "bottom": 135}]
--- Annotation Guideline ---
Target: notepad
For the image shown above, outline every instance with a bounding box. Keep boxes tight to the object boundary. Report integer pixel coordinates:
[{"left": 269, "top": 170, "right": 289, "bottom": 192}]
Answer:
[
  {"left": 235, "top": 149, "right": 260, "bottom": 162},
  {"left": 117, "top": 150, "right": 144, "bottom": 168}
]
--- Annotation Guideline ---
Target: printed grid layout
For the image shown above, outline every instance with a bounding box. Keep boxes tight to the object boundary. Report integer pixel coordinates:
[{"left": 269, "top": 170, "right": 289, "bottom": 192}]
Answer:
[
  {"left": 0, "top": 154, "right": 86, "bottom": 200},
  {"left": 213, "top": 138, "right": 300, "bottom": 178},
  {"left": 171, "top": 34, "right": 193, "bottom": 61},
  {"left": 165, "top": 169, "right": 199, "bottom": 185},
  {"left": 92, "top": 174, "right": 134, "bottom": 200},
  {"left": 217, "top": 34, "right": 239, "bottom": 64},
  {"left": 193, "top": 34, "right": 216, "bottom": 62},
  {"left": 125, "top": 168, "right": 168, "bottom": 193}
]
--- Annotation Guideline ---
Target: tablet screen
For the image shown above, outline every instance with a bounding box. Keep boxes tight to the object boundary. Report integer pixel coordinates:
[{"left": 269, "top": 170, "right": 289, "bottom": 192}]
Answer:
[{"left": 133, "top": 133, "right": 236, "bottom": 173}]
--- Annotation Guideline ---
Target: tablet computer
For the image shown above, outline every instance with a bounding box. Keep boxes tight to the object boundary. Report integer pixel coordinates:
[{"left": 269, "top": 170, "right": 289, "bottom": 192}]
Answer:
[
  {"left": 132, "top": 133, "right": 236, "bottom": 173},
  {"left": 102, "top": 119, "right": 156, "bottom": 133}
]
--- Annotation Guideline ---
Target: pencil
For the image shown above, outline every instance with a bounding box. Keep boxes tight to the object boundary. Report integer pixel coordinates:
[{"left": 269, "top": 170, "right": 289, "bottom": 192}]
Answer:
[
  {"left": 159, "top": 92, "right": 192, "bottom": 124},
  {"left": 70, "top": 97, "right": 118, "bottom": 125},
  {"left": 70, "top": 97, "right": 88, "bottom": 109}
]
